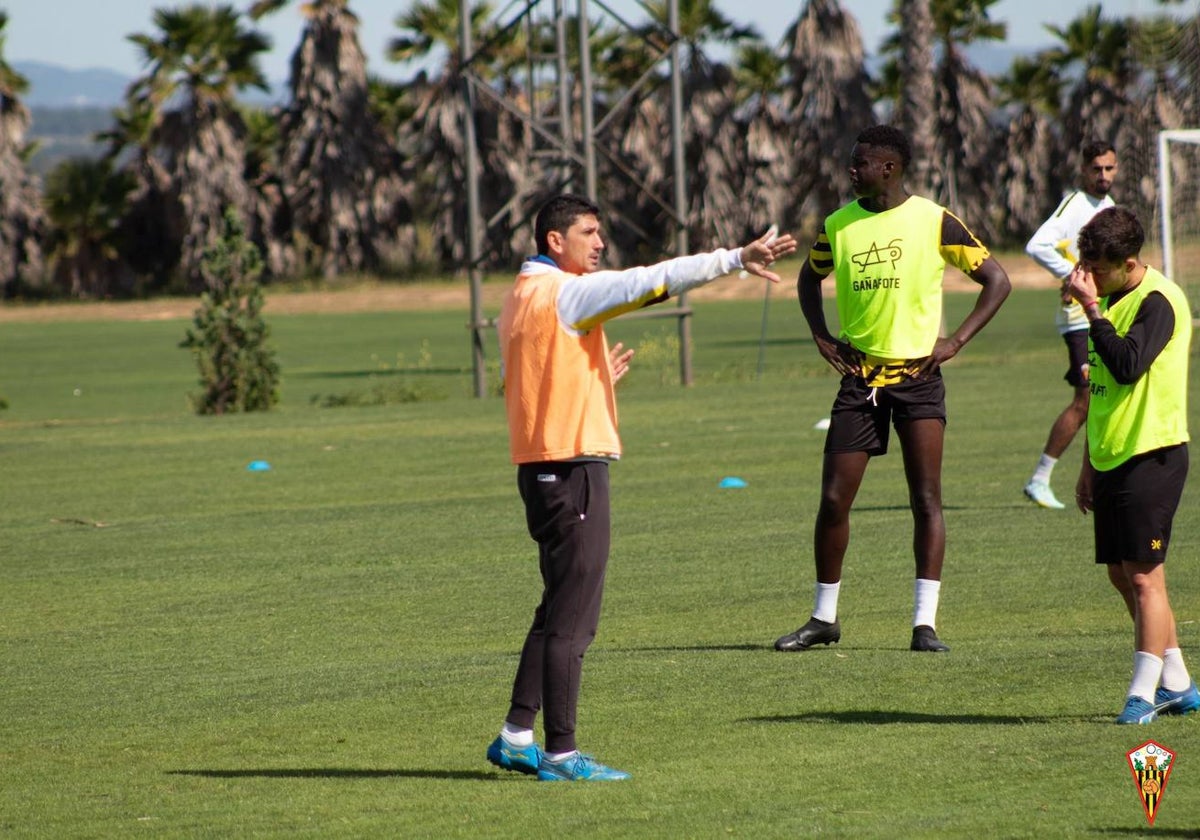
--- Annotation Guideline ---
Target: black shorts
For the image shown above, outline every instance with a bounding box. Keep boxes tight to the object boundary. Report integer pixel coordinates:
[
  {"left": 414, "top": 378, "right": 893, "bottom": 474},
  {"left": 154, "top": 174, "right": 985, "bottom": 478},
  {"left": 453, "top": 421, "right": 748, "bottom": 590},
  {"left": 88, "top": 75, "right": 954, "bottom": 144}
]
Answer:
[
  {"left": 824, "top": 373, "right": 946, "bottom": 456},
  {"left": 1093, "top": 444, "right": 1188, "bottom": 565},
  {"left": 1063, "top": 329, "right": 1089, "bottom": 387}
]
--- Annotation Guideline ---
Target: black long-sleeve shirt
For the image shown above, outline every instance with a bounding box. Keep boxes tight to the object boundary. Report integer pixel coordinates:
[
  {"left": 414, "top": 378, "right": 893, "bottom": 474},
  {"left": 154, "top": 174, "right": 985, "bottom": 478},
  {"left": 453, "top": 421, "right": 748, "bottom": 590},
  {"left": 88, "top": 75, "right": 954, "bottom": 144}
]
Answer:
[{"left": 1090, "top": 290, "right": 1175, "bottom": 385}]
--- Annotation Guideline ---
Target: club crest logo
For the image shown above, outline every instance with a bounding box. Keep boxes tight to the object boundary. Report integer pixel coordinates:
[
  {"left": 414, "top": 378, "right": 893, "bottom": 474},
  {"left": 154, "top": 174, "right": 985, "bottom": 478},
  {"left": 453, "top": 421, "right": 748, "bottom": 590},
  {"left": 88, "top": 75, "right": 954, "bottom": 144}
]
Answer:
[{"left": 1127, "top": 740, "right": 1175, "bottom": 825}]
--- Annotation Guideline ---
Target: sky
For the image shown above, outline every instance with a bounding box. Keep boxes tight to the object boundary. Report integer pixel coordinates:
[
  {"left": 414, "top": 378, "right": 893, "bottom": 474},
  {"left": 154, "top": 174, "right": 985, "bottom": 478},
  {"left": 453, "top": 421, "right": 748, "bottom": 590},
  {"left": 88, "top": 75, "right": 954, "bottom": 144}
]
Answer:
[{"left": 2, "top": 0, "right": 1184, "bottom": 83}]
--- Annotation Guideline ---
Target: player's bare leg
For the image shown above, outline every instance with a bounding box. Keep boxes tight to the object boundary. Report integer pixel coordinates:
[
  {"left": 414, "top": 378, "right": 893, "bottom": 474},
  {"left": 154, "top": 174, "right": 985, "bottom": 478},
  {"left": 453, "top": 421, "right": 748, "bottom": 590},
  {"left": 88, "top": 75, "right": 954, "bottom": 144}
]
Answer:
[
  {"left": 814, "top": 450, "right": 871, "bottom": 583},
  {"left": 774, "top": 450, "right": 868, "bottom": 651},
  {"left": 897, "top": 418, "right": 949, "bottom": 651}
]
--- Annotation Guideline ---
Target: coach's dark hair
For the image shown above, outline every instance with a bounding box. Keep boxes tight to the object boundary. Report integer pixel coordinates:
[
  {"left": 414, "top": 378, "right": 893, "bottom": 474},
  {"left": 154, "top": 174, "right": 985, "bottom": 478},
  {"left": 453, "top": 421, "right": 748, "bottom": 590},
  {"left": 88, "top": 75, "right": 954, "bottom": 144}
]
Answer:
[
  {"left": 1078, "top": 207, "right": 1144, "bottom": 264},
  {"left": 857, "top": 124, "right": 911, "bottom": 168},
  {"left": 534, "top": 194, "right": 601, "bottom": 255},
  {"left": 1080, "top": 138, "right": 1116, "bottom": 163}
]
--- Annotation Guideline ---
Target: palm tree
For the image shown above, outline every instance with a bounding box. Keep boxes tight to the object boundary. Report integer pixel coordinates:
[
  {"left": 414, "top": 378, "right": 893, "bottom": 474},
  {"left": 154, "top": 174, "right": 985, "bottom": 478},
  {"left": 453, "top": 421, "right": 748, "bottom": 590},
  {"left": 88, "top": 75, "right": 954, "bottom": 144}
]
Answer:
[
  {"left": 42, "top": 157, "right": 136, "bottom": 298},
  {"left": 1043, "top": 6, "right": 1155, "bottom": 221},
  {"left": 123, "top": 4, "right": 271, "bottom": 291},
  {"left": 639, "top": 0, "right": 762, "bottom": 250},
  {"left": 250, "top": 0, "right": 412, "bottom": 278},
  {"left": 1044, "top": 6, "right": 1138, "bottom": 153},
  {"left": 97, "top": 96, "right": 179, "bottom": 286},
  {"left": 734, "top": 43, "right": 794, "bottom": 238},
  {"left": 877, "top": 0, "right": 1006, "bottom": 235},
  {"left": 781, "top": 0, "right": 876, "bottom": 233},
  {"left": 388, "top": 0, "right": 526, "bottom": 270},
  {"left": 995, "top": 54, "right": 1064, "bottom": 242},
  {"left": 893, "top": 0, "right": 938, "bottom": 196},
  {"left": 930, "top": 0, "right": 1006, "bottom": 238},
  {"left": 0, "top": 12, "right": 46, "bottom": 297}
]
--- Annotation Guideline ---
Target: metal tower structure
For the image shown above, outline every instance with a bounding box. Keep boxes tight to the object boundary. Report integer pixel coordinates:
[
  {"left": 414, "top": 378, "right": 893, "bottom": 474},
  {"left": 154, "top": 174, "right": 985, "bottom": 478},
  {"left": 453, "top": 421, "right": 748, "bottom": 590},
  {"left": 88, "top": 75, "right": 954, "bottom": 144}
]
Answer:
[{"left": 458, "top": 0, "right": 691, "bottom": 397}]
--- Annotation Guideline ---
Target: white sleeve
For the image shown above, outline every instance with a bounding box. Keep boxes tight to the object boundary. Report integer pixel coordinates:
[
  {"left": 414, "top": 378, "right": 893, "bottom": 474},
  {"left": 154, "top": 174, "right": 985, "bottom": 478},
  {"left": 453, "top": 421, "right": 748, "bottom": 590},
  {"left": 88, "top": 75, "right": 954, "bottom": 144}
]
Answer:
[
  {"left": 556, "top": 248, "right": 743, "bottom": 332},
  {"left": 1025, "top": 193, "right": 1079, "bottom": 279}
]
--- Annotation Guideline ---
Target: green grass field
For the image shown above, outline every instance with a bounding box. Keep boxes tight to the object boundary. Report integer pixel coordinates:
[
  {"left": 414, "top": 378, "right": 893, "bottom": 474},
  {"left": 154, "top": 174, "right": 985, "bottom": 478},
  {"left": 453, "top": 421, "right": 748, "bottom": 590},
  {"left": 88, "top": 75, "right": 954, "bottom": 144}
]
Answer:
[{"left": 3, "top": 286, "right": 1199, "bottom": 838}]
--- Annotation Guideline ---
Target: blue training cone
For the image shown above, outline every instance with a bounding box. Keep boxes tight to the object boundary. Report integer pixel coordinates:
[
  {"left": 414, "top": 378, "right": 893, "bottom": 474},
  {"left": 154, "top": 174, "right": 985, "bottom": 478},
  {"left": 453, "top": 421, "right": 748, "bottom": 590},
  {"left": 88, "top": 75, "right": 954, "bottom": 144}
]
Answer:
[{"left": 718, "top": 476, "right": 748, "bottom": 489}]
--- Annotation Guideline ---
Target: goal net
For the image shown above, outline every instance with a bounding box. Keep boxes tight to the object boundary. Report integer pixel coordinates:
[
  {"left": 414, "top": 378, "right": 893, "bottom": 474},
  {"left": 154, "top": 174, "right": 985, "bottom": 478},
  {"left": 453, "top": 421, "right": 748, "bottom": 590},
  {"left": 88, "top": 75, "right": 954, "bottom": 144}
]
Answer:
[{"left": 1157, "top": 129, "right": 1200, "bottom": 314}]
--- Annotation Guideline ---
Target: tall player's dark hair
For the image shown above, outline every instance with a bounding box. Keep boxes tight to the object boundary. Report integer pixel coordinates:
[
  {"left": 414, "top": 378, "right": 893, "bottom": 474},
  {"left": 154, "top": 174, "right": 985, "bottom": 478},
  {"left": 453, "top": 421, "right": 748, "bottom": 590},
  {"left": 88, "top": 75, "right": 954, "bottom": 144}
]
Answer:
[
  {"left": 535, "top": 194, "right": 601, "bottom": 255},
  {"left": 1080, "top": 138, "right": 1116, "bottom": 163},
  {"left": 856, "top": 124, "right": 912, "bottom": 169},
  {"left": 1078, "top": 207, "right": 1144, "bottom": 264}
]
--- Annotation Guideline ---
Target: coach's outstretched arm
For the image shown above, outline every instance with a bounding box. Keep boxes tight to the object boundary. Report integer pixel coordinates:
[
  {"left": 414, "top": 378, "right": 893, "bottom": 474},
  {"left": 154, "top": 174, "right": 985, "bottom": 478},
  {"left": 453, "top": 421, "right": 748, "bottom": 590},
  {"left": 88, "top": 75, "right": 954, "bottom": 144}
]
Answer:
[{"left": 557, "top": 229, "right": 796, "bottom": 331}]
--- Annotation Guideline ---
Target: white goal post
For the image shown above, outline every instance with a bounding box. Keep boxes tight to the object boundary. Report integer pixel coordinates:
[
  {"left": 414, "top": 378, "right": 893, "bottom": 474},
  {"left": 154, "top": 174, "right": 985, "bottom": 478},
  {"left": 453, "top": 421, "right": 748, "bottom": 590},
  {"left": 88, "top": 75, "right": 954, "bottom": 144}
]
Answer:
[{"left": 1157, "top": 128, "right": 1200, "bottom": 285}]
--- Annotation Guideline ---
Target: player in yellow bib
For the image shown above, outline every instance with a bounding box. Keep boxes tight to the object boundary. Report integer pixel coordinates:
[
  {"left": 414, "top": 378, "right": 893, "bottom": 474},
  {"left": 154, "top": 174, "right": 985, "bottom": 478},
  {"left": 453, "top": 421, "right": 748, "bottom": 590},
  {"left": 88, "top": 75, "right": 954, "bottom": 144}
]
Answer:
[
  {"left": 1065, "top": 207, "right": 1198, "bottom": 724},
  {"left": 774, "top": 125, "right": 1011, "bottom": 654}
]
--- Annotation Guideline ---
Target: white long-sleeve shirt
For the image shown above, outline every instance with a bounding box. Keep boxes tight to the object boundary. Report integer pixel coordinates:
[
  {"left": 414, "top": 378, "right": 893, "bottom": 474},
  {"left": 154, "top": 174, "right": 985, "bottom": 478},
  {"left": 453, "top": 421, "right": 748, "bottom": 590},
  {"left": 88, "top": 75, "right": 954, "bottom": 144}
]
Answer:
[
  {"left": 515, "top": 249, "right": 744, "bottom": 334},
  {"left": 1025, "top": 189, "right": 1115, "bottom": 333}
]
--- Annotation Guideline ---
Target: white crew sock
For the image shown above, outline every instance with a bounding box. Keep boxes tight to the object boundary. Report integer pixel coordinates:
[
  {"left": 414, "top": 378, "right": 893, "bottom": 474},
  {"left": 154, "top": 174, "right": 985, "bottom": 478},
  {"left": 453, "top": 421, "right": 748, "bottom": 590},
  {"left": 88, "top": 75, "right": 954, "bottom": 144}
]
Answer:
[
  {"left": 1161, "top": 647, "right": 1192, "bottom": 692},
  {"left": 913, "top": 578, "right": 942, "bottom": 629},
  {"left": 1031, "top": 453, "right": 1057, "bottom": 485},
  {"left": 501, "top": 724, "right": 534, "bottom": 746},
  {"left": 813, "top": 581, "right": 841, "bottom": 623},
  {"left": 545, "top": 750, "right": 578, "bottom": 763},
  {"left": 1129, "top": 651, "right": 1165, "bottom": 702}
]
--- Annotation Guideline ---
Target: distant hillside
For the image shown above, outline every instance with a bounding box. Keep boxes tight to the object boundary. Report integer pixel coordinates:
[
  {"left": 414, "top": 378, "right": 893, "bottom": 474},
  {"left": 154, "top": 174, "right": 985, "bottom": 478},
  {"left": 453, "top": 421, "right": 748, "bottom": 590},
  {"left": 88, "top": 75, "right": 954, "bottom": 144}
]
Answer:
[
  {"left": 14, "top": 60, "right": 284, "bottom": 108},
  {"left": 15, "top": 61, "right": 130, "bottom": 108}
]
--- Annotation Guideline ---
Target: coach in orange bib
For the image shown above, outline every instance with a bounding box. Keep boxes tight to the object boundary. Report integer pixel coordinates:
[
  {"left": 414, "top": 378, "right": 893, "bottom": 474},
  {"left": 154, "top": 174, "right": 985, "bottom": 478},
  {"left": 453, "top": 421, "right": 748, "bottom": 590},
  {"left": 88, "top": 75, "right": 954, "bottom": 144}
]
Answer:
[{"left": 486, "top": 193, "right": 795, "bottom": 781}]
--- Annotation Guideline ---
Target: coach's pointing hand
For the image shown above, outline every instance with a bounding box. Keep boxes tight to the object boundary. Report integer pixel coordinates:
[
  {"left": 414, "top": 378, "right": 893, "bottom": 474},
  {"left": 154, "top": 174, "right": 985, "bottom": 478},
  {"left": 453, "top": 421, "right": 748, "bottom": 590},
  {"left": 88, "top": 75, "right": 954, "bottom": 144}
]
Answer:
[{"left": 740, "top": 229, "right": 797, "bottom": 284}]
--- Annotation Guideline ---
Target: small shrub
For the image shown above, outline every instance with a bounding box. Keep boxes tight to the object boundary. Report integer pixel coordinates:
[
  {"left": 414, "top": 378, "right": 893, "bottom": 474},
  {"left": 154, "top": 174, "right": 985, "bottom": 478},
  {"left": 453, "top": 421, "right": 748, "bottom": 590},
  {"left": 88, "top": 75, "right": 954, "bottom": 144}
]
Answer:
[{"left": 180, "top": 208, "right": 280, "bottom": 415}]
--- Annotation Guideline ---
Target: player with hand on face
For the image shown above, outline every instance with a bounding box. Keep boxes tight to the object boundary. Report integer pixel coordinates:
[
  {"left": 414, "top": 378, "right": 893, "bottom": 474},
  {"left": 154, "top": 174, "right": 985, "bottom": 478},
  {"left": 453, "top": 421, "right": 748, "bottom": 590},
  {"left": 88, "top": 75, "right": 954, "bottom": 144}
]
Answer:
[
  {"left": 489, "top": 193, "right": 796, "bottom": 781},
  {"left": 1065, "top": 206, "right": 1198, "bottom": 725},
  {"left": 774, "top": 125, "right": 1010, "bottom": 655}
]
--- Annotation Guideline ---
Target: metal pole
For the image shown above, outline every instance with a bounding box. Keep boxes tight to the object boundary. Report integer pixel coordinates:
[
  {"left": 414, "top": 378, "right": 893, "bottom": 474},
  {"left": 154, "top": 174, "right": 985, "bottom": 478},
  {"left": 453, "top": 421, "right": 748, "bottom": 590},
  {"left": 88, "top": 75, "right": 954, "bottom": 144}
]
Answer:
[
  {"left": 577, "top": 0, "right": 597, "bottom": 201},
  {"left": 461, "top": 0, "right": 487, "bottom": 398},
  {"left": 554, "top": 0, "right": 572, "bottom": 171},
  {"left": 668, "top": 0, "right": 693, "bottom": 386},
  {"left": 1159, "top": 130, "right": 1174, "bottom": 280}
]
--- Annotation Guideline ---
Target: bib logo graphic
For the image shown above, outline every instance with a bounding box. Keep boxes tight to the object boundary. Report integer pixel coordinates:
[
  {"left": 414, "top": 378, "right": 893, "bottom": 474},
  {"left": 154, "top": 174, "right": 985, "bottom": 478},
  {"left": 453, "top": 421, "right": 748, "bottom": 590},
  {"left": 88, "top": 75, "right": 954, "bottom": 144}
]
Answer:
[
  {"left": 1127, "top": 740, "right": 1175, "bottom": 825},
  {"left": 850, "top": 238, "right": 903, "bottom": 272}
]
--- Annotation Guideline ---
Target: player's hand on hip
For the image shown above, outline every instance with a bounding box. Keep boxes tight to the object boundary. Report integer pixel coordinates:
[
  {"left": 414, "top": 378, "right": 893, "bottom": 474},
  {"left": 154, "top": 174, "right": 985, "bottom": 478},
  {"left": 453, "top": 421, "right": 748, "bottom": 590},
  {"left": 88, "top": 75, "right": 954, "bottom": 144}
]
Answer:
[{"left": 814, "top": 334, "right": 858, "bottom": 376}]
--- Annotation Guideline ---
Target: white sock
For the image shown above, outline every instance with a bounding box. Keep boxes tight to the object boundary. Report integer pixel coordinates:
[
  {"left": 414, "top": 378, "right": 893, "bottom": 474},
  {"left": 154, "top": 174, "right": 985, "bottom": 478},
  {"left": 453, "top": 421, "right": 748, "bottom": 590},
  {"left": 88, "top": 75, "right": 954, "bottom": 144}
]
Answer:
[
  {"left": 813, "top": 581, "right": 841, "bottom": 623},
  {"left": 913, "top": 578, "right": 941, "bottom": 629},
  {"left": 501, "top": 724, "right": 534, "bottom": 746},
  {"left": 545, "top": 750, "right": 577, "bottom": 763},
  {"left": 1161, "top": 647, "right": 1192, "bottom": 691},
  {"left": 1031, "top": 453, "right": 1056, "bottom": 485},
  {"left": 1129, "top": 651, "right": 1165, "bottom": 702}
]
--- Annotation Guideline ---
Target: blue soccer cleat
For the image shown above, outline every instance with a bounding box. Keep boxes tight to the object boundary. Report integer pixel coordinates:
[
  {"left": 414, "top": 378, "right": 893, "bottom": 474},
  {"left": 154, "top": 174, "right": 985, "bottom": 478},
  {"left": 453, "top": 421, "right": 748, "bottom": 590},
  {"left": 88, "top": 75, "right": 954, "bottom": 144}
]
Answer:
[
  {"left": 537, "top": 753, "right": 630, "bottom": 782},
  {"left": 487, "top": 736, "right": 543, "bottom": 776},
  {"left": 1117, "top": 696, "right": 1158, "bottom": 725},
  {"left": 1155, "top": 681, "right": 1200, "bottom": 716}
]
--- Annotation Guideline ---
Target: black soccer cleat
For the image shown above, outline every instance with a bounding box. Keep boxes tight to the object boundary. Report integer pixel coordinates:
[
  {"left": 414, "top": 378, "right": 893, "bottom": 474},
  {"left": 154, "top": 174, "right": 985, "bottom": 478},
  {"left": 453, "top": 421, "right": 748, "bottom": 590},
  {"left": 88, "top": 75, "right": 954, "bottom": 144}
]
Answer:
[
  {"left": 774, "top": 617, "right": 841, "bottom": 651},
  {"left": 910, "top": 625, "right": 950, "bottom": 652}
]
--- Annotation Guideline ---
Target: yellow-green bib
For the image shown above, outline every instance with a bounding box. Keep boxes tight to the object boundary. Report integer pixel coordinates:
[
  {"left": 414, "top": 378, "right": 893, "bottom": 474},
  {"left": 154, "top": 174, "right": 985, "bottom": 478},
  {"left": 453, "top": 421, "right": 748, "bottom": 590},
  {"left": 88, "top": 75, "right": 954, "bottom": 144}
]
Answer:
[
  {"left": 827, "top": 195, "right": 947, "bottom": 359},
  {"left": 1087, "top": 267, "right": 1191, "bottom": 471}
]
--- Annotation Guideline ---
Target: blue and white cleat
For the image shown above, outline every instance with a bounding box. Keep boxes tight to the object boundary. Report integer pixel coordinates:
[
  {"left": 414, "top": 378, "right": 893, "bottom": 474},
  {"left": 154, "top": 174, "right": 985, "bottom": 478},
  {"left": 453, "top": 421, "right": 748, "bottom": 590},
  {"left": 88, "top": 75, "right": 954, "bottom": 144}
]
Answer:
[
  {"left": 1117, "top": 696, "right": 1158, "bottom": 725},
  {"left": 537, "top": 753, "right": 630, "bottom": 782},
  {"left": 1155, "top": 681, "right": 1200, "bottom": 716},
  {"left": 487, "top": 737, "right": 543, "bottom": 776},
  {"left": 1023, "top": 480, "right": 1065, "bottom": 510}
]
